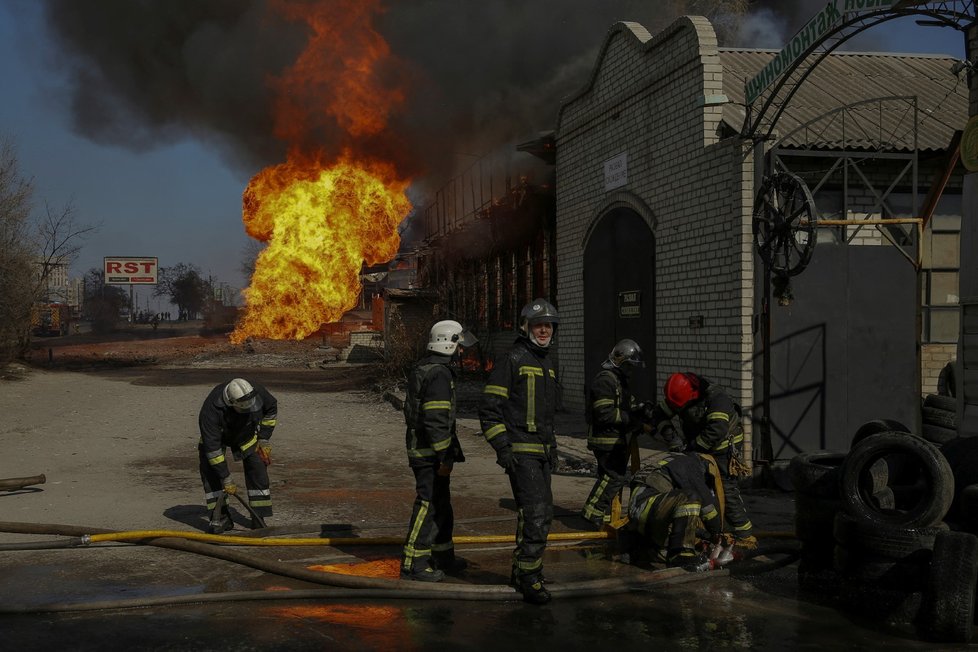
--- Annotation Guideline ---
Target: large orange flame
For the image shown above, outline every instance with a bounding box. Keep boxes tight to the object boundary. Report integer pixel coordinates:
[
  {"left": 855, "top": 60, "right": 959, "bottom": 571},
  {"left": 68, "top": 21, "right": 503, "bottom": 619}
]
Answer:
[{"left": 231, "top": 0, "right": 410, "bottom": 342}]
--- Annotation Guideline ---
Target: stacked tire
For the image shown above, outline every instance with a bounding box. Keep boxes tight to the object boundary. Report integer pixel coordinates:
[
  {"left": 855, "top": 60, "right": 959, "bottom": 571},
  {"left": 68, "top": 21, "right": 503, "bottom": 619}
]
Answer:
[
  {"left": 922, "top": 393, "right": 958, "bottom": 445},
  {"left": 792, "top": 423, "right": 977, "bottom": 643}
]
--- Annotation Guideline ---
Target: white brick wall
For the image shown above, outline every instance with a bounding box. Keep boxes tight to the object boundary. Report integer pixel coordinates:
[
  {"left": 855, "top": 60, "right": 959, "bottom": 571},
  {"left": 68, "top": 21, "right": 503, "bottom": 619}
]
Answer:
[{"left": 555, "top": 17, "right": 756, "bottom": 456}]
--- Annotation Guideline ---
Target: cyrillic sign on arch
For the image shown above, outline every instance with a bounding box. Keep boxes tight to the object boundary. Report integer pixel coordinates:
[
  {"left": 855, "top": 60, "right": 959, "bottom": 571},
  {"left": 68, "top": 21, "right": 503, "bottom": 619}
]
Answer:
[{"left": 746, "top": 0, "right": 901, "bottom": 105}]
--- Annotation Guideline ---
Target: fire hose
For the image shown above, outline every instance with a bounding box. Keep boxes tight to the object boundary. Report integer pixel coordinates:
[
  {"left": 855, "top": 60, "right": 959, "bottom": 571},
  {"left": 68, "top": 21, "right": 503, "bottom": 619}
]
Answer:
[
  {"left": 0, "top": 474, "right": 46, "bottom": 491},
  {"left": 0, "top": 519, "right": 728, "bottom": 611}
]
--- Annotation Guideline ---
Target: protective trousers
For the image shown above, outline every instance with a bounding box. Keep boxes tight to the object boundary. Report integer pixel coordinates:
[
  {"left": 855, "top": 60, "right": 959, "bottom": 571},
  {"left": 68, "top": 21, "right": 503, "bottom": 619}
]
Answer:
[
  {"left": 508, "top": 456, "right": 554, "bottom": 578},
  {"left": 713, "top": 450, "right": 752, "bottom": 538},
  {"left": 580, "top": 446, "right": 630, "bottom": 525},
  {"left": 402, "top": 464, "right": 454, "bottom": 572},
  {"left": 628, "top": 486, "right": 699, "bottom": 557},
  {"left": 198, "top": 445, "right": 273, "bottom": 518}
]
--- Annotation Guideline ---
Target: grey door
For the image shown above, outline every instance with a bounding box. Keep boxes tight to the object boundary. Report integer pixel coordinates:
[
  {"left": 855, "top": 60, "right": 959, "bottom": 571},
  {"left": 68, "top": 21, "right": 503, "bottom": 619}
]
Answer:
[
  {"left": 757, "top": 244, "right": 918, "bottom": 456},
  {"left": 583, "top": 208, "right": 655, "bottom": 402}
]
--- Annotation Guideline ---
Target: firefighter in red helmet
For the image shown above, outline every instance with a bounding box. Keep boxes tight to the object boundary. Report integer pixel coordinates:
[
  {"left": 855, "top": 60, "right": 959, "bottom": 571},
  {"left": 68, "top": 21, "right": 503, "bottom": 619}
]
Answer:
[{"left": 650, "top": 372, "right": 756, "bottom": 550}]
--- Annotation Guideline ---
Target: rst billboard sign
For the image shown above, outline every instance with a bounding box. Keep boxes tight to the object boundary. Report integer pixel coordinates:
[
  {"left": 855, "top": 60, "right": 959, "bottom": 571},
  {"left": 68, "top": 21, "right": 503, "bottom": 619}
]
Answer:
[{"left": 104, "top": 256, "right": 158, "bottom": 285}]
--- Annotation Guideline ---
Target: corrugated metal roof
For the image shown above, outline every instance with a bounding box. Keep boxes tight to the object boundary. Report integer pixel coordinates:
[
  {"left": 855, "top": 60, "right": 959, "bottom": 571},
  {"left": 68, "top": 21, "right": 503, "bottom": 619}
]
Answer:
[{"left": 720, "top": 49, "right": 969, "bottom": 152}]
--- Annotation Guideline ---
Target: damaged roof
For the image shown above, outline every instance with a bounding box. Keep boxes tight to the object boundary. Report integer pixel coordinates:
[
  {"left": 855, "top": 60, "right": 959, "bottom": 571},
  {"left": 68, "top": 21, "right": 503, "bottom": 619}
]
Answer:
[{"left": 720, "top": 49, "right": 969, "bottom": 152}]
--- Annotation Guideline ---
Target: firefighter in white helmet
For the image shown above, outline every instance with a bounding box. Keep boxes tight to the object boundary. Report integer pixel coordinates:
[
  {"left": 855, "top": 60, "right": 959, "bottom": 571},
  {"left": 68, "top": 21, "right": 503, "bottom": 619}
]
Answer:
[
  {"left": 400, "top": 320, "right": 478, "bottom": 581},
  {"left": 198, "top": 378, "right": 278, "bottom": 534}
]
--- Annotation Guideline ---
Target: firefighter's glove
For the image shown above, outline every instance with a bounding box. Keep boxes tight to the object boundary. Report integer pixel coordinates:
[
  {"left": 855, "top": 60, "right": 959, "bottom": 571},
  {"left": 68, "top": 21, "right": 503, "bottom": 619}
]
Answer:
[
  {"left": 547, "top": 447, "right": 559, "bottom": 471},
  {"left": 436, "top": 461, "right": 453, "bottom": 477},
  {"left": 222, "top": 478, "right": 238, "bottom": 495},
  {"left": 496, "top": 447, "right": 516, "bottom": 472},
  {"left": 257, "top": 441, "right": 272, "bottom": 466},
  {"left": 733, "top": 535, "right": 758, "bottom": 551},
  {"left": 638, "top": 400, "right": 657, "bottom": 422}
]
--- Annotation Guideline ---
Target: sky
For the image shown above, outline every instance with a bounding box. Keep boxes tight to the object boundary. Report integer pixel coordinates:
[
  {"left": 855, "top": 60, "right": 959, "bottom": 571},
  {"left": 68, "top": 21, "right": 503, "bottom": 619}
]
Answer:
[{"left": 0, "top": 1, "right": 968, "bottom": 313}]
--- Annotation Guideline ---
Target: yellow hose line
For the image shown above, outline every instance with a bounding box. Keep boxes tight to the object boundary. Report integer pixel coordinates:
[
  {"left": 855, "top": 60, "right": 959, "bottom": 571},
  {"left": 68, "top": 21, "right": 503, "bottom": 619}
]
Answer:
[
  {"left": 84, "top": 530, "right": 615, "bottom": 546},
  {"left": 84, "top": 528, "right": 795, "bottom": 547}
]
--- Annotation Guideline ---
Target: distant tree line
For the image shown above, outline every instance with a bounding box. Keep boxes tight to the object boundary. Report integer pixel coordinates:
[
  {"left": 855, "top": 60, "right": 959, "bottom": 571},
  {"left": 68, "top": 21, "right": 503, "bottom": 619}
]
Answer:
[{"left": 0, "top": 138, "right": 95, "bottom": 366}]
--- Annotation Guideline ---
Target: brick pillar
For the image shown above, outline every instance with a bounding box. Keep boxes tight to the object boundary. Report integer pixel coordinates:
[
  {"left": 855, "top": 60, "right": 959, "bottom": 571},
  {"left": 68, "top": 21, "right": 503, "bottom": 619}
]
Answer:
[
  {"left": 962, "top": 21, "right": 977, "bottom": 299},
  {"left": 958, "top": 21, "right": 977, "bottom": 436}
]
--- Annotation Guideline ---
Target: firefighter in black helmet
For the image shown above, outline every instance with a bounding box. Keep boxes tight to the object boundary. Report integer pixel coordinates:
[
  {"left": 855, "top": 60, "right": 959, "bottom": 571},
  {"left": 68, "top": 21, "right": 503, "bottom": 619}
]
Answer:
[
  {"left": 479, "top": 298, "right": 559, "bottom": 604},
  {"left": 581, "top": 338, "right": 648, "bottom": 528},
  {"left": 400, "top": 320, "right": 477, "bottom": 582}
]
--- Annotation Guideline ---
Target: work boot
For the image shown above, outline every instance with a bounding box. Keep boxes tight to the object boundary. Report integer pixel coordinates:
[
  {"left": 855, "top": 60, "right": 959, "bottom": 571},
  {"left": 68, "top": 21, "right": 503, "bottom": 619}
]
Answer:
[
  {"left": 510, "top": 567, "right": 547, "bottom": 589},
  {"left": 207, "top": 516, "right": 233, "bottom": 534},
  {"left": 517, "top": 574, "right": 552, "bottom": 605},
  {"left": 400, "top": 563, "right": 445, "bottom": 583},
  {"left": 432, "top": 553, "right": 468, "bottom": 575},
  {"left": 250, "top": 516, "right": 269, "bottom": 530},
  {"left": 732, "top": 535, "right": 758, "bottom": 556}
]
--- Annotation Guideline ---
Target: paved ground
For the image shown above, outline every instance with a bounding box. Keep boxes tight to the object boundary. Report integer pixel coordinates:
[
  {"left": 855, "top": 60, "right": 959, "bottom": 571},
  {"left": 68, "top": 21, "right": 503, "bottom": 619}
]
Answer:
[{"left": 0, "top": 327, "right": 959, "bottom": 650}]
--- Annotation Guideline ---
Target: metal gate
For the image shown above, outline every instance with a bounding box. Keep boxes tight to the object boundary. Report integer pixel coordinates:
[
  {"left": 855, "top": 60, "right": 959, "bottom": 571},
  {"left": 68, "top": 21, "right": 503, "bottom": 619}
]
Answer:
[
  {"left": 760, "top": 244, "right": 917, "bottom": 456},
  {"left": 583, "top": 207, "right": 655, "bottom": 401}
]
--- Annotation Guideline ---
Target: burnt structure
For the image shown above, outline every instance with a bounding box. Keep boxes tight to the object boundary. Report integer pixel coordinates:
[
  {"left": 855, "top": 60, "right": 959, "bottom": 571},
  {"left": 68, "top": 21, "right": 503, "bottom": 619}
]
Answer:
[{"left": 412, "top": 12, "right": 975, "bottom": 462}]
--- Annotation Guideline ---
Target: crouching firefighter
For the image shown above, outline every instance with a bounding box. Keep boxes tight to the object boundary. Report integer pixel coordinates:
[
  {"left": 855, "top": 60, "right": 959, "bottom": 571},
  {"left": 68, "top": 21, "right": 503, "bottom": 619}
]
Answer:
[
  {"left": 480, "top": 298, "right": 560, "bottom": 605},
  {"left": 625, "top": 451, "right": 724, "bottom": 570},
  {"left": 198, "top": 378, "right": 278, "bottom": 534},
  {"left": 656, "top": 372, "right": 756, "bottom": 550},
  {"left": 581, "top": 338, "right": 648, "bottom": 528},
  {"left": 400, "top": 320, "right": 477, "bottom": 582}
]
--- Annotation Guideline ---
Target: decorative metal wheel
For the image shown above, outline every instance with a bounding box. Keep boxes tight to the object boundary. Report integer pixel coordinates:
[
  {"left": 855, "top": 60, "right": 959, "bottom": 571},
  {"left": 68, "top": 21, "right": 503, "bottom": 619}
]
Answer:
[{"left": 752, "top": 172, "right": 818, "bottom": 277}]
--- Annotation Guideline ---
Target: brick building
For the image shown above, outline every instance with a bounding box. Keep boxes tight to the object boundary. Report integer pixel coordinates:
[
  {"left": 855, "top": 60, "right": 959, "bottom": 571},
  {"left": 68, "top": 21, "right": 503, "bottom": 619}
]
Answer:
[{"left": 554, "top": 18, "right": 970, "bottom": 458}]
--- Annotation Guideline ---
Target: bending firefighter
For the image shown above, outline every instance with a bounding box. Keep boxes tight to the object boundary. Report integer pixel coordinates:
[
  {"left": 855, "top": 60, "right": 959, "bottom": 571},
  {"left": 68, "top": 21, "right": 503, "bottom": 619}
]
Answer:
[
  {"left": 652, "top": 372, "right": 756, "bottom": 549},
  {"left": 626, "top": 451, "right": 723, "bottom": 570},
  {"left": 479, "top": 298, "right": 560, "bottom": 605},
  {"left": 198, "top": 378, "right": 278, "bottom": 534},
  {"left": 401, "top": 320, "right": 477, "bottom": 582},
  {"left": 581, "top": 338, "right": 647, "bottom": 528}
]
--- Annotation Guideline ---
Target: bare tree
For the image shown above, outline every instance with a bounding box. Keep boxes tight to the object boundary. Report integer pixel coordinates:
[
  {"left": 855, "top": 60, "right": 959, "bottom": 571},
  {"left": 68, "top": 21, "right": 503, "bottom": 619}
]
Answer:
[
  {"left": 0, "top": 140, "right": 36, "bottom": 364},
  {"left": 155, "top": 262, "right": 210, "bottom": 320},
  {"left": 31, "top": 200, "right": 98, "bottom": 301},
  {"left": 0, "top": 137, "right": 97, "bottom": 365}
]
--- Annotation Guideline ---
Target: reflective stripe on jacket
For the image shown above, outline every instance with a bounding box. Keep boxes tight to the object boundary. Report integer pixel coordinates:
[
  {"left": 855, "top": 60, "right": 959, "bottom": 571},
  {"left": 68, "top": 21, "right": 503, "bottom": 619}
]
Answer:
[
  {"left": 586, "top": 368, "right": 637, "bottom": 451},
  {"left": 404, "top": 354, "right": 464, "bottom": 466},
  {"left": 479, "top": 337, "right": 558, "bottom": 457}
]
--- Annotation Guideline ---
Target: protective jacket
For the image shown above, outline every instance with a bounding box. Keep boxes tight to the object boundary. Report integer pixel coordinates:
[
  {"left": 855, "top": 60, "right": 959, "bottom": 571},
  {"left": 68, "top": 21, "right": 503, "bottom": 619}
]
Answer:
[
  {"left": 632, "top": 452, "right": 722, "bottom": 537},
  {"left": 479, "top": 336, "right": 558, "bottom": 460},
  {"left": 198, "top": 381, "right": 277, "bottom": 481},
  {"left": 654, "top": 377, "right": 744, "bottom": 456},
  {"left": 586, "top": 367, "right": 639, "bottom": 451},
  {"left": 404, "top": 353, "right": 465, "bottom": 467}
]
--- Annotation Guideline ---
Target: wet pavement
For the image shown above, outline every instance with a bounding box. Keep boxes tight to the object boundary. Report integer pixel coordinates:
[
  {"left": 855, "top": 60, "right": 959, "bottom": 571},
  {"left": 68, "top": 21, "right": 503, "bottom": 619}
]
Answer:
[
  {"left": 1, "top": 368, "right": 972, "bottom": 650},
  {"left": 1, "top": 492, "right": 964, "bottom": 651}
]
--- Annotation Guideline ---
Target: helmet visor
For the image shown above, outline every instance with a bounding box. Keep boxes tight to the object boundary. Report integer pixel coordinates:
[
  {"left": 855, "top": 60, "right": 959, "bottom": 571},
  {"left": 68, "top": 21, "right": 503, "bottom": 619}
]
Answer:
[
  {"left": 231, "top": 391, "right": 262, "bottom": 413},
  {"left": 458, "top": 330, "right": 479, "bottom": 348}
]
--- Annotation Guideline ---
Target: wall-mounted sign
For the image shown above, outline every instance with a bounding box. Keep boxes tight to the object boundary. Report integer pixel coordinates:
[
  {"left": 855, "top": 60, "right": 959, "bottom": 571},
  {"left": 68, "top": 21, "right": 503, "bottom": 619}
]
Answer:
[
  {"left": 619, "top": 290, "right": 641, "bottom": 318},
  {"left": 104, "top": 256, "right": 159, "bottom": 285},
  {"left": 604, "top": 152, "right": 628, "bottom": 191},
  {"left": 963, "top": 115, "right": 978, "bottom": 172}
]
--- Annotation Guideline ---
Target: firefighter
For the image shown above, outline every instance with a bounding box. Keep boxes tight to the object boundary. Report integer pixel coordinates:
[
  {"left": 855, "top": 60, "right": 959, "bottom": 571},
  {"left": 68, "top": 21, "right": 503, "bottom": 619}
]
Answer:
[
  {"left": 580, "top": 338, "right": 647, "bottom": 528},
  {"left": 479, "top": 298, "right": 560, "bottom": 604},
  {"left": 626, "top": 451, "right": 724, "bottom": 570},
  {"left": 652, "top": 372, "right": 757, "bottom": 550},
  {"left": 198, "top": 378, "right": 278, "bottom": 534},
  {"left": 400, "top": 320, "right": 477, "bottom": 582}
]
